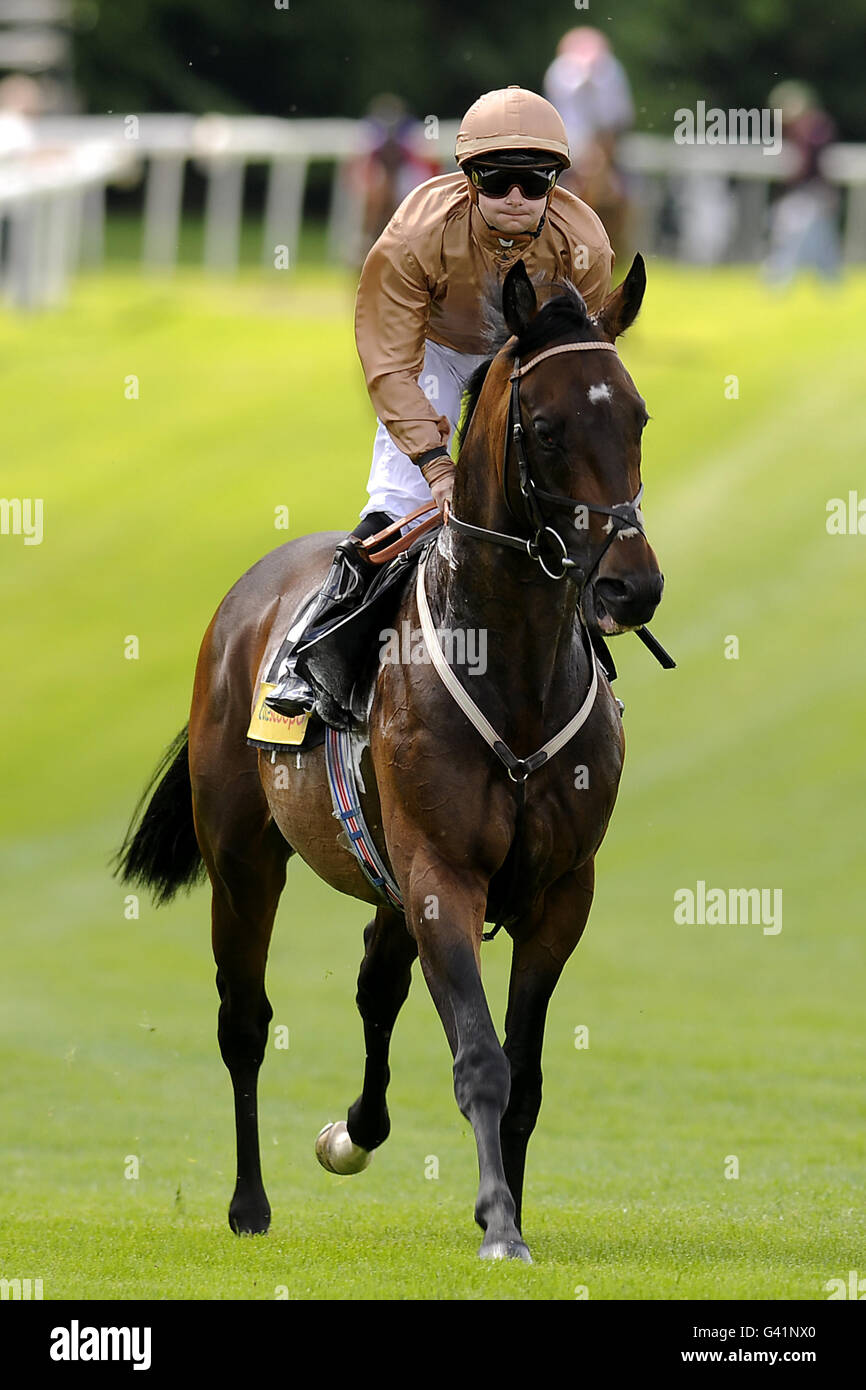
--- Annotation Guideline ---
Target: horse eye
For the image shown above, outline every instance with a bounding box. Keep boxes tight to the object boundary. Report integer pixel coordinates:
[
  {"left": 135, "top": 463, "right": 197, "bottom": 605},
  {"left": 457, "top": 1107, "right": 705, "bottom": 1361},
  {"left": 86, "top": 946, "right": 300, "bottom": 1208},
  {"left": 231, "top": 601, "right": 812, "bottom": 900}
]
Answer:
[{"left": 533, "top": 421, "right": 556, "bottom": 449}]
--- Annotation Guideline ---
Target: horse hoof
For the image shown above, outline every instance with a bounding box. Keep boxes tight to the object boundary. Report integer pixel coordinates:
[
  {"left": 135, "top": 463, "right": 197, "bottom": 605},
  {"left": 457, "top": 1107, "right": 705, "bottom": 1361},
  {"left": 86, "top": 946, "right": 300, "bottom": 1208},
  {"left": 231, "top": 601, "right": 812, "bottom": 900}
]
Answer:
[
  {"left": 315, "top": 1121, "right": 372, "bottom": 1176},
  {"left": 228, "top": 1206, "right": 270, "bottom": 1236},
  {"left": 479, "top": 1238, "right": 532, "bottom": 1264}
]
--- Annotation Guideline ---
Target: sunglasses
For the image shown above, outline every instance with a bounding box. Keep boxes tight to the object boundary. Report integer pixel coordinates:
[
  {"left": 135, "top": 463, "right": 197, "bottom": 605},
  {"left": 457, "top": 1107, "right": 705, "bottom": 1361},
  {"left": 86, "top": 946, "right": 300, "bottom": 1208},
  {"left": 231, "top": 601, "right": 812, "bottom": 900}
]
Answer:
[{"left": 467, "top": 164, "right": 559, "bottom": 200}]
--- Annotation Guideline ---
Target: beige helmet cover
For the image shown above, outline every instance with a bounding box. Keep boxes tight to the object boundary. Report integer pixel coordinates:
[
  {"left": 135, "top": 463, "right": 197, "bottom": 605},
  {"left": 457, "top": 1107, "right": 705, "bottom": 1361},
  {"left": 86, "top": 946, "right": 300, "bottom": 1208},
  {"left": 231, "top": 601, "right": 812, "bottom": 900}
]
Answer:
[{"left": 455, "top": 85, "right": 571, "bottom": 169}]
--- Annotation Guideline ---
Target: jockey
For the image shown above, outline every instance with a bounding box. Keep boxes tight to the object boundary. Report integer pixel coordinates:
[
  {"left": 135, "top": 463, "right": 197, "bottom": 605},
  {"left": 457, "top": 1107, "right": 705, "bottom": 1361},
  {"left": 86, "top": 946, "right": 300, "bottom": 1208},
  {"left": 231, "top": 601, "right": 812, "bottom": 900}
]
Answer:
[{"left": 266, "top": 84, "right": 614, "bottom": 718}]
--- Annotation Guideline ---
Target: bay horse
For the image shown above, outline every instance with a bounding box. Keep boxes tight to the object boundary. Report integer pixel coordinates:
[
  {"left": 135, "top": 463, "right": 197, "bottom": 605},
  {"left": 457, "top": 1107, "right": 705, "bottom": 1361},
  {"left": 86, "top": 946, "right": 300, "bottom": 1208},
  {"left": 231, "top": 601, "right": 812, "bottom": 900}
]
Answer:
[{"left": 117, "top": 255, "right": 664, "bottom": 1263}]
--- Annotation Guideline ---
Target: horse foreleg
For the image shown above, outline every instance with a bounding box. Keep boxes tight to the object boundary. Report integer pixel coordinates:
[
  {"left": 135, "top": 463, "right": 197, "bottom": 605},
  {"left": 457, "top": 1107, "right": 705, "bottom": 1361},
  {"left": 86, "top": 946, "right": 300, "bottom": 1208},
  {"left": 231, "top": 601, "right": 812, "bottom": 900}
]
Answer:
[
  {"left": 408, "top": 863, "right": 529, "bottom": 1263},
  {"left": 316, "top": 903, "right": 416, "bottom": 1174},
  {"left": 500, "top": 862, "right": 595, "bottom": 1234},
  {"left": 346, "top": 905, "right": 417, "bottom": 1151}
]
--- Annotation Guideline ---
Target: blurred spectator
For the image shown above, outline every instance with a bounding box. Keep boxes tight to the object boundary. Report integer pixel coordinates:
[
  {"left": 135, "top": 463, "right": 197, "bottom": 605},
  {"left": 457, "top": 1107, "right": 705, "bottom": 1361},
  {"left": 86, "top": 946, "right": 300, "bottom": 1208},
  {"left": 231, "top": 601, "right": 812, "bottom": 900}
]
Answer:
[
  {"left": 764, "top": 81, "right": 841, "bottom": 283},
  {"left": 543, "top": 26, "right": 634, "bottom": 253},
  {"left": 673, "top": 174, "right": 737, "bottom": 265},
  {"left": 0, "top": 74, "right": 41, "bottom": 157},
  {"left": 345, "top": 94, "right": 440, "bottom": 267}
]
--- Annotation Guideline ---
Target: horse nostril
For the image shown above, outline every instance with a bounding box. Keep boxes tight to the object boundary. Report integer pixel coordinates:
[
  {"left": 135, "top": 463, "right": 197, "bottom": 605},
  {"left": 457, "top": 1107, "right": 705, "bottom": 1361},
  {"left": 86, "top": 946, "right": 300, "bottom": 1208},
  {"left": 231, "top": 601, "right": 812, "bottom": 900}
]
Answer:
[
  {"left": 596, "top": 572, "right": 663, "bottom": 618},
  {"left": 595, "top": 579, "right": 632, "bottom": 609},
  {"left": 596, "top": 579, "right": 630, "bottom": 604}
]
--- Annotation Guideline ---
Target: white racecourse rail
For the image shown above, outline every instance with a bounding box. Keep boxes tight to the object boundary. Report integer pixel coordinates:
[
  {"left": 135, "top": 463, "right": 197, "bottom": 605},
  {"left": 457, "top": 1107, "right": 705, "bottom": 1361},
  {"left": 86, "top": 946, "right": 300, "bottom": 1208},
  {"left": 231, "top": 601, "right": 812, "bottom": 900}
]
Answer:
[{"left": 2, "top": 114, "right": 866, "bottom": 308}]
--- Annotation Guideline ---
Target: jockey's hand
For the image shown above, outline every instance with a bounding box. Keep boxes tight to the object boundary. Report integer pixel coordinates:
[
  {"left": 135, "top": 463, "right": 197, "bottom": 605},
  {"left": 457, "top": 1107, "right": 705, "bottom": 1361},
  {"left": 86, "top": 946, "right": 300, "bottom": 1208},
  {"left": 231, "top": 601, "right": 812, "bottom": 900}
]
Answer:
[
  {"left": 420, "top": 453, "right": 456, "bottom": 516},
  {"left": 429, "top": 468, "right": 455, "bottom": 515}
]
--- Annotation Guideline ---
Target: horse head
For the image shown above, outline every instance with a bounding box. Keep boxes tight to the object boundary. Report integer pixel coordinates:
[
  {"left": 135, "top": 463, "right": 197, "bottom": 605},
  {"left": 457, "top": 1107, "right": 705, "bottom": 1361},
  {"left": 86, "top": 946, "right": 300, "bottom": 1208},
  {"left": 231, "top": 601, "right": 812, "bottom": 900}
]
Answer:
[{"left": 453, "top": 255, "right": 664, "bottom": 638}]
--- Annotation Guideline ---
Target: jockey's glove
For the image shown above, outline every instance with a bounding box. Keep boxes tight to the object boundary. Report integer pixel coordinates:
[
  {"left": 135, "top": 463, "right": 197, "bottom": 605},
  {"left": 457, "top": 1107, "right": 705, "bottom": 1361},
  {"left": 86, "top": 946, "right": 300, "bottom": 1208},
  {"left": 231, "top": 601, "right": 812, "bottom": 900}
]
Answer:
[{"left": 417, "top": 449, "right": 455, "bottom": 490}]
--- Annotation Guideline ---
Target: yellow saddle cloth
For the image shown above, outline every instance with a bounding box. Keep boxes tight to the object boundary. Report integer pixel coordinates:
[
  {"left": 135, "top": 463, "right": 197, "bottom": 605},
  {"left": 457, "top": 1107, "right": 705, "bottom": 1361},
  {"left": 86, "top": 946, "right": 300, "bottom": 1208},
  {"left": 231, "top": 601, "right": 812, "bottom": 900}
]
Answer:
[{"left": 246, "top": 682, "right": 310, "bottom": 748}]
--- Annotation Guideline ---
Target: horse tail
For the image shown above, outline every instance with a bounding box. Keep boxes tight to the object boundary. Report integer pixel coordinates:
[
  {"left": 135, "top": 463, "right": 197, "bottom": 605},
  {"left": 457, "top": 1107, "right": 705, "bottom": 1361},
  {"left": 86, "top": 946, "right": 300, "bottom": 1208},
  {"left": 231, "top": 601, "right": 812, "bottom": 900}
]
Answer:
[{"left": 114, "top": 725, "right": 206, "bottom": 905}]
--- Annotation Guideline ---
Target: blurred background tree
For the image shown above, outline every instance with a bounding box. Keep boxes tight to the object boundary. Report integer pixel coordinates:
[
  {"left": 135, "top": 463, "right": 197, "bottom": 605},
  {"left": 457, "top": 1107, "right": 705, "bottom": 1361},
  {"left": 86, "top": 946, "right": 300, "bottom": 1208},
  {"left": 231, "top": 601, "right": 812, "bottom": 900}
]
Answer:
[{"left": 70, "top": 0, "right": 866, "bottom": 138}]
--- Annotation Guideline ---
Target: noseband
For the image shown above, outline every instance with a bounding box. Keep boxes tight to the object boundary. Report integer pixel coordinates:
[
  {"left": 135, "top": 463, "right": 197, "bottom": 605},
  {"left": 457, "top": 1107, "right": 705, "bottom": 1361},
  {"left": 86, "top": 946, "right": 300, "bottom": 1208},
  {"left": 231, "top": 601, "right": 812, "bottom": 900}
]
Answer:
[{"left": 447, "top": 339, "right": 646, "bottom": 587}]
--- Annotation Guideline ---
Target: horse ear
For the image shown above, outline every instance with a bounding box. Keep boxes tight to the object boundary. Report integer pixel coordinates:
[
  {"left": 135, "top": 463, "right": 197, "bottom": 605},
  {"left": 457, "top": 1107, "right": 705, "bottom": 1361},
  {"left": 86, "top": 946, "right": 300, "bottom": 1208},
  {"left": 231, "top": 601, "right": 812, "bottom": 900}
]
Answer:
[
  {"left": 502, "top": 260, "right": 538, "bottom": 339},
  {"left": 596, "top": 253, "right": 646, "bottom": 341}
]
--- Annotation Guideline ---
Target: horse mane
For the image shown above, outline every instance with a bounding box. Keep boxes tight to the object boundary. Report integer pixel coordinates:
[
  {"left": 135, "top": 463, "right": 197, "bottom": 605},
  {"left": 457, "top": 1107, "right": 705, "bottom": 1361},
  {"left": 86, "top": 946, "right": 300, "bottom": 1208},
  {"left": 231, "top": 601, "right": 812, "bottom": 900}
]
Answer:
[{"left": 455, "top": 276, "right": 599, "bottom": 457}]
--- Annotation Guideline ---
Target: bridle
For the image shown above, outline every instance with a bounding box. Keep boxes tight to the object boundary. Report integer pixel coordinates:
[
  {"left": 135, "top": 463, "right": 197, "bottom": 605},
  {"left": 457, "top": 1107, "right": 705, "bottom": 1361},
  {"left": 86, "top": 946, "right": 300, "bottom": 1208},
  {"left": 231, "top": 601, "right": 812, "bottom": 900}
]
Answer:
[
  {"left": 442, "top": 334, "right": 675, "bottom": 677},
  {"left": 417, "top": 336, "right": 672, "bottom": 937},
  {"left": 446, "top": 339, "right": 647, "bottom": 591}
]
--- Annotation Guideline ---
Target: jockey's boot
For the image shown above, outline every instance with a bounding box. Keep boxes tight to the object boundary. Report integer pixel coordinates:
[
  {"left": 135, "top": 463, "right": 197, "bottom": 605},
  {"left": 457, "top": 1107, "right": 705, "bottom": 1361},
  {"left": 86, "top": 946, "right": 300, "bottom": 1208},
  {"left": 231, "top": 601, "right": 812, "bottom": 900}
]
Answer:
[{"left": 264, "top": 513, "right": 391, "bottom": 718}]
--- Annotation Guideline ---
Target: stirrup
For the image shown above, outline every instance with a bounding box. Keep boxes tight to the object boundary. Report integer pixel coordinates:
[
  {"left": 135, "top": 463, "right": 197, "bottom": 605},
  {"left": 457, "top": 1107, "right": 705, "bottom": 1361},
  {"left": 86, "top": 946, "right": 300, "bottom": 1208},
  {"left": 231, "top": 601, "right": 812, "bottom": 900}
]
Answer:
[
  {"left": 265, "top": 674, "right": 316, "bottom": 718},
  {"left": 321, "top": 536, "right": 369, "bottom": 603}
]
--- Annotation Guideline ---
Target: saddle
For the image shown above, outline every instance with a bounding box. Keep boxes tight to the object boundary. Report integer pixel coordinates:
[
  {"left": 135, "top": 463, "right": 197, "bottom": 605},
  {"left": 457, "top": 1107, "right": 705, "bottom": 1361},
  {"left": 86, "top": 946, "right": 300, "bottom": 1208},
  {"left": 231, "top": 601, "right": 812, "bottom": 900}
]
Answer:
[{"left": 247, "top": 517, "right": 440, "bottom": 754}]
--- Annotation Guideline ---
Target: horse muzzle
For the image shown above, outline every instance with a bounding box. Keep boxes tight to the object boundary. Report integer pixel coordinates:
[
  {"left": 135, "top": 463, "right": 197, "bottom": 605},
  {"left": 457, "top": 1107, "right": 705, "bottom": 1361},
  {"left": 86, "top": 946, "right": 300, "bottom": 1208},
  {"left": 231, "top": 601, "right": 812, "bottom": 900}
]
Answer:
[{"left": 586, "top": 570, "right": 665, "bottom": 635}]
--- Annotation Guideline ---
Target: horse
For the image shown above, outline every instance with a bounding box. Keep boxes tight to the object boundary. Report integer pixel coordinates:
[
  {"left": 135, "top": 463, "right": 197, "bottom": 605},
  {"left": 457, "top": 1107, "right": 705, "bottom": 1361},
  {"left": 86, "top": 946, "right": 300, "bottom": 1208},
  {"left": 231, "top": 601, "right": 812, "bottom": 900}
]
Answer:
[{"left": 116, "top": 254, "right": 664, "bottom": 1263}]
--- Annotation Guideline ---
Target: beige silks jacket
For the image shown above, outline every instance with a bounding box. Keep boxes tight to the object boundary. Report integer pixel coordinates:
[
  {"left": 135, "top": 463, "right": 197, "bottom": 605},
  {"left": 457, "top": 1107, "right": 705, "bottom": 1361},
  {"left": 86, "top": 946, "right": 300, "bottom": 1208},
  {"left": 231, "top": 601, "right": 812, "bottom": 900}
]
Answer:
[{"left": 354, "top": 171, "right": 614, "bottom": 462}]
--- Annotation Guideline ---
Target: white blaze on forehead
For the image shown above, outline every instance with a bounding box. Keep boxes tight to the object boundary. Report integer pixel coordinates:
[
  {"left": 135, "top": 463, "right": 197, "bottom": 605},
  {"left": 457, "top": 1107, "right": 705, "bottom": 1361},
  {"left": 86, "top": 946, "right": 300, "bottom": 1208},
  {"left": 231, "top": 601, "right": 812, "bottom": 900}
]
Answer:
[{"left": 588, "top": 382, "right": 612, "bottom": 405}]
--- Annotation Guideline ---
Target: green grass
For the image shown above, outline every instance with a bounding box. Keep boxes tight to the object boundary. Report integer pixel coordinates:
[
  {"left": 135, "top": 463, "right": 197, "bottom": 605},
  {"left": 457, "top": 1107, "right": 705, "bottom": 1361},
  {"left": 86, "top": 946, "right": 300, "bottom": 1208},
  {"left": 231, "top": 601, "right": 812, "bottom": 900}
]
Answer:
[{"left": 1, "top": 252, "right": 865, "bottom": 1300}]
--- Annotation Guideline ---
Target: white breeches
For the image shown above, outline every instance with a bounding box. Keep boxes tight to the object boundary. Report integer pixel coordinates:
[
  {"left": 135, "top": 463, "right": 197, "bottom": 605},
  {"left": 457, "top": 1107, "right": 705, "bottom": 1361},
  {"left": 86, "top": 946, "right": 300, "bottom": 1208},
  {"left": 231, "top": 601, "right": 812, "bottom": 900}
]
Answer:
[{"left": 359, "top": 338, "right": 488, "bottom": 526}]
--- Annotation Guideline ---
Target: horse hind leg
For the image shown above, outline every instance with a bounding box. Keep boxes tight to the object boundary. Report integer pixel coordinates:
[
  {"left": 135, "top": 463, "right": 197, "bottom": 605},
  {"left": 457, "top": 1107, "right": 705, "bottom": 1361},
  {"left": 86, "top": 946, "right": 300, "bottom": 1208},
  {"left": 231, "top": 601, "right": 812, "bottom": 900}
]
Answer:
[
  {"left": 205, "top": 816, "right": 292, "bottom": 1234},
  {"left": 316, "top": 904, "right": 417, "bottom": 1174}
]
